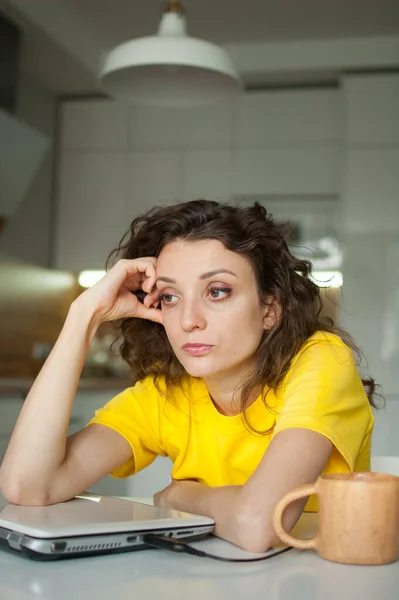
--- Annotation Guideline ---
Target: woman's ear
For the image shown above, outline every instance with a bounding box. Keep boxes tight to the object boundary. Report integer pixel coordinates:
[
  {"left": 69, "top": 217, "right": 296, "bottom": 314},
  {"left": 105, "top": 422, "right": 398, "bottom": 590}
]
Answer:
[{"left": 262, "top": 298, "right": 282, "bottom": 330}]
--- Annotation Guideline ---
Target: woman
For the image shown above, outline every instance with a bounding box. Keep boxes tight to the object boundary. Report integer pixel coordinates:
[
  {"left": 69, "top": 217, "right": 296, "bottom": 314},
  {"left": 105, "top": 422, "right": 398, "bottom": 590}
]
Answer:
[{"left": 0, "top": 200, "right": 376, "bottom": 553}]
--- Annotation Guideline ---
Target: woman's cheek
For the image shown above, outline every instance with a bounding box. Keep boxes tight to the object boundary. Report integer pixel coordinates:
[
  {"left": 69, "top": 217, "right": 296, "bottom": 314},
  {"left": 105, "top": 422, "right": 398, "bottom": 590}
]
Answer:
[{"left": 161, "top": 312, "right": 176, "bottom": 340}]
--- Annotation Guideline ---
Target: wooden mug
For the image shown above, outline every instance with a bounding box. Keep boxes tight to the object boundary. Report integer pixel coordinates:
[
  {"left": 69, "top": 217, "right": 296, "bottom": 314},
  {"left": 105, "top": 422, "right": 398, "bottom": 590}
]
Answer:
[{"left": 273, "top": 472, "right": 399, "bottom": 565}]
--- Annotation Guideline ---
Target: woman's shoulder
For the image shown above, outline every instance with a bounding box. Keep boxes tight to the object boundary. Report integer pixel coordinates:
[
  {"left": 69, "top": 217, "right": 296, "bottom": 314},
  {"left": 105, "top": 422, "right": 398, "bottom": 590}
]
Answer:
[
  {"left": 289, "top": 330, "right": 356, "bottom": 374},
  {"left": 278, "top": 330, "right": 368, "bottom": 409},
  {"left": 300, "top": 330, "right": 352, "bottom": 354},
  {"left": 303, "top": 330, "right": 349, "bottom": 347}
]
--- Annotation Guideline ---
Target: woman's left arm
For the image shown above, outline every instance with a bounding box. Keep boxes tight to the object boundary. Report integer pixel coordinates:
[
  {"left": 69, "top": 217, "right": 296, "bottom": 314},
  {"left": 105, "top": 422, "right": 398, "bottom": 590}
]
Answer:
[{"left": 154, "top": 428, "right": 332, "bottom": 552}]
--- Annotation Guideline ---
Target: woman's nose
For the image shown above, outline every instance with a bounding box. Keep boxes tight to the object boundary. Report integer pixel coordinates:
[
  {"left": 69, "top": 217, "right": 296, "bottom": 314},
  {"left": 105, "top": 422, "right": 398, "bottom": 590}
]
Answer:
[{"left": 180, "top": 299, "right": 206, "bottom": 332}]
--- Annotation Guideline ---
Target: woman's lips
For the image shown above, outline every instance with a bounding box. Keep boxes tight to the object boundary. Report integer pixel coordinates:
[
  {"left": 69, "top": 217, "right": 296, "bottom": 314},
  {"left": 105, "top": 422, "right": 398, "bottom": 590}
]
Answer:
[{"left": 182, "top": 343, "right": 214, "bottom": 356}]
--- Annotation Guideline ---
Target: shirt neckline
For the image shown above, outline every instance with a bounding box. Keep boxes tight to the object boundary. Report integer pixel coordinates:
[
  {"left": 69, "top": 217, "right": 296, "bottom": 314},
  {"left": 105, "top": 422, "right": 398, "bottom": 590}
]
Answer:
[{"left": 189, "top": 377, "right": 275, "bottom": 434}]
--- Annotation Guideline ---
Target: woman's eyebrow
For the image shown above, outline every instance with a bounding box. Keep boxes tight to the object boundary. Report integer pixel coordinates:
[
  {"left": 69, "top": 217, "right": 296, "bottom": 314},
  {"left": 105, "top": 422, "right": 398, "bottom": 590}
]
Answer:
[
  {"left": 199, "top": 269, "right": 237, "bottom": 280},
  {"left": 156, "top": 269, "right": 238, "bottom": 285}
]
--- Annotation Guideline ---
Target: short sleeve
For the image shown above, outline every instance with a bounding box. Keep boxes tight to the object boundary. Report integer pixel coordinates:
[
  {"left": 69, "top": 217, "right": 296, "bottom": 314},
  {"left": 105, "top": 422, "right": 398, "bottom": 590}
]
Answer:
[
  {"left": 87, "top": 377, "right": 167, "bottom": 478},
  {"left": 272, "top": 336, "right": 374, "bottom": 471}
]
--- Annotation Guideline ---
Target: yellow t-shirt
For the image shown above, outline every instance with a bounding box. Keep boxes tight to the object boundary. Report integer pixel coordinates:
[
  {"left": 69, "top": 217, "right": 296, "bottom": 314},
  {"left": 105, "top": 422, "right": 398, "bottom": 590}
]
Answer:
[{"left": 88, "top": 331, "right": 374, "bottom": 511}]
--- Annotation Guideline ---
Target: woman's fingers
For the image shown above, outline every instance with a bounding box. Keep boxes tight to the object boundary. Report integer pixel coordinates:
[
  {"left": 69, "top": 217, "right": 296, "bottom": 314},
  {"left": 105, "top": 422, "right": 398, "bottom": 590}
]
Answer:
[
  {"left": 143, "top": 288, "right": 160, "bottom": 309},
  {"left": 116, "top": 258, "right": 162, "bottom": 322},
  {"left": 134, "top": 302, "right": 163, "bottom": 325},
  {"left": 86, "top": 258, "right": 162, "bottom": 323},
  {"left": 141, "top": 261, "right": 158, "bottom": 294},
  {"left": 118, "top": 258, "right": 157, "bottom": 290},
  {"left": 100, "top": 258, "right": 156, "bottom": 296}
]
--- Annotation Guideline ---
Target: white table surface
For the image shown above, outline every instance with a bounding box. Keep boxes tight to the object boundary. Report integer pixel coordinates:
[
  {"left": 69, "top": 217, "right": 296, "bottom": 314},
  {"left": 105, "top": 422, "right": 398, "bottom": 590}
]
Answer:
[{"left": 0, "top": 498, "right": 398, "bottom": 600}]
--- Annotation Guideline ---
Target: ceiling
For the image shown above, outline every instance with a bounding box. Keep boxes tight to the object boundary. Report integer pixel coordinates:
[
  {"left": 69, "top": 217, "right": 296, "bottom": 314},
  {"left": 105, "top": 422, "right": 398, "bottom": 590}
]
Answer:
[
  {"left": 57, "top": 0, "right": 399, "bottom": 45},
  {"left": 2, "top": 0, "right": 399, "bottom": 94}
]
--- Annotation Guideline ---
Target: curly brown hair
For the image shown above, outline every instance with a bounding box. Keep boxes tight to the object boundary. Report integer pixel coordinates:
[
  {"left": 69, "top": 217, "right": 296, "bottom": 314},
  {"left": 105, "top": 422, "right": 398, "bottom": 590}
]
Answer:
[{"left": 107, "top": 199, "right": 380, "bottom": 425}]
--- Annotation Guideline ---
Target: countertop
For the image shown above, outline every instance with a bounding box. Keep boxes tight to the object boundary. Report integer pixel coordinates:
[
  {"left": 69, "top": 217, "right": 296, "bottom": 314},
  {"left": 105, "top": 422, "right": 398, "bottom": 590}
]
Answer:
[
  {"left": 0, "top": 377, "right": 132, "bottom": 397},
  {"left": 0, "top": 506, "right": 398, "bottom": 600}
]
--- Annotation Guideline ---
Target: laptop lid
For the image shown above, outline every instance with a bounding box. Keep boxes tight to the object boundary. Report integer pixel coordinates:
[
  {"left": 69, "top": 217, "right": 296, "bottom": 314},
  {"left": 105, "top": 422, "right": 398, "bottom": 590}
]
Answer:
[{"left": 0, "top": 492, "right": 214, "bottom": 538}]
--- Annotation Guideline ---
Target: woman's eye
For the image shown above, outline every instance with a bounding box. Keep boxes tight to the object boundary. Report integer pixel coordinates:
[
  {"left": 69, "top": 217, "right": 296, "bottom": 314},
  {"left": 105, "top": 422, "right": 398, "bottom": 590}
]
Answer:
[
  {"left": 208, "top": 287, "right": 232, "bottom": 300},
  {"left": 158, "top": 293, "right": 178, "bottom": 305}
]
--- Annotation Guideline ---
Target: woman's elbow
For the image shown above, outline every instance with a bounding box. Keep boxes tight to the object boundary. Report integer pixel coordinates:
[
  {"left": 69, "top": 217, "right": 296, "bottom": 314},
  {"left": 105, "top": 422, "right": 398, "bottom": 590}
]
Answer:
[
  {"left": 236, "top": 525, "right": 280, "bottom": 554},
  {"left": 232, "top": 505, "right": 280, "bottom": 553},
  {"left": 0, "top": 475, "right": 52, "bottom": 507}
]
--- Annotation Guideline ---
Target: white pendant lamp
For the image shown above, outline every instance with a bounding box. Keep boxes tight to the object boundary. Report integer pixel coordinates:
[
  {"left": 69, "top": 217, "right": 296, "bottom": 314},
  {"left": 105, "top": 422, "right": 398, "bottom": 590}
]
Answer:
[{"left": 100, "top": 1, "right": 242, "bottom": 108}]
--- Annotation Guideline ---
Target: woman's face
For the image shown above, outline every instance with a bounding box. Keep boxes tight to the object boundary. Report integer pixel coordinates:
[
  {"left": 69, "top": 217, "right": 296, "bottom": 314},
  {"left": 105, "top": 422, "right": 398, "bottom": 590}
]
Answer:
[{"left": 155, "top": 239, "right": 271, "bottom": 382}]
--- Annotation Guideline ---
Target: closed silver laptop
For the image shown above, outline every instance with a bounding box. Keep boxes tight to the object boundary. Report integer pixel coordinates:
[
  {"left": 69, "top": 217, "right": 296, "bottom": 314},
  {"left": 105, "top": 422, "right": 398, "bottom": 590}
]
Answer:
[{"left": 0, "top": 492, "right": 214, "bottom": 560}]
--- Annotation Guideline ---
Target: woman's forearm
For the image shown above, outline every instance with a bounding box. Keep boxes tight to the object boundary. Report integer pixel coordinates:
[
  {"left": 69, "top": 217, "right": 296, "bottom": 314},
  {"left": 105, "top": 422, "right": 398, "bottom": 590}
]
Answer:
[
  {"left": 155, "top": 480, "right": 278, "bottom": 553},
  {"left": 0, "top": 301, "right": 100, "bottom": 502},
  {"left": 155, "top": 481, "right": 267, "bottom": 550}
]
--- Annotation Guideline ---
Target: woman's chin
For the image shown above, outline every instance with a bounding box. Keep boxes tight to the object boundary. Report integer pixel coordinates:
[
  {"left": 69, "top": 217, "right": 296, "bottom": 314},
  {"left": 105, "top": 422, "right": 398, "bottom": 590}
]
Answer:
[
  {"left": 178, "top": 353, "right": 254, "bottom": 381},
  {"left": 180, "top": 360, "right": 229, "bottom": 379},
  {"left": 178, "top": 357, "right": 217, "bottom": 379},
  {"left": 183, "top": 365, "right": 215, "bottom": 378}
]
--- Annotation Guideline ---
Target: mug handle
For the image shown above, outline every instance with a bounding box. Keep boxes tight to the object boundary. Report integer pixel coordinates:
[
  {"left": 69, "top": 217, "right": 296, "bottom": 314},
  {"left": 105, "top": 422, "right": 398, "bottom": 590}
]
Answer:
[{"left": 272, "top": 483, "right": 318, "bottom": 550}]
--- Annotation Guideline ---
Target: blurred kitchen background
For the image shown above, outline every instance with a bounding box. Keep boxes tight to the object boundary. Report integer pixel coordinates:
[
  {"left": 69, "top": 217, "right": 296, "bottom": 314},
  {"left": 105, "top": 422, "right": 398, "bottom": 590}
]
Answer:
[{"left": 0, "top": 0, "right": 398, "bottom": 497}]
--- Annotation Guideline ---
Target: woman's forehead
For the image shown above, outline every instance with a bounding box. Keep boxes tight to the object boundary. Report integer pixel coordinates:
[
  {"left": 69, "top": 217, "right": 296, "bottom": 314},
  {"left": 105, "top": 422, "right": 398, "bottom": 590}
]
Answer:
[{"left": 157, "top": 239, "right": 253, "bottom": 277}]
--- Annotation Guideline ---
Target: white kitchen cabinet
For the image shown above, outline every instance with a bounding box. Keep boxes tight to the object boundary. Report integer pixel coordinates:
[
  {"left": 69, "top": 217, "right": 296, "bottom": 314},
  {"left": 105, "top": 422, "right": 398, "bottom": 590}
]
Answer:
[
  {"left": 181, "top": 149, "right": 233, "bottom": 202},
  {"left": 232, "top": 146, "right": 339, "bottom": 195},
  {"left": 129, "top": 101, "right": 233, "bottom": 151},
  {"left": 126, "top": 151, "right": 183, "bottom": 221},
  {"left": 344, "top": 74, "right": 399, "bottom": 144},
  {"left": 55, "top": 152, "right": 129, "bottom": 271},
  {"left": 56, "top": 89, "right": 341, "bottom": 271},
  {"left": 339, "top": 73, "right": 399, "bottom": 399},
  {"left": 342, "top": 149, "right": 399, "bottom": 233},
  {"left": 60, "top": 101, "right": 129, "bottom": 151},
  {"left": 232, "top": 89, "right": 340, "bottom": 146},
  {"left": 55, "top": 150, "right": 185, "bottom": 271}
]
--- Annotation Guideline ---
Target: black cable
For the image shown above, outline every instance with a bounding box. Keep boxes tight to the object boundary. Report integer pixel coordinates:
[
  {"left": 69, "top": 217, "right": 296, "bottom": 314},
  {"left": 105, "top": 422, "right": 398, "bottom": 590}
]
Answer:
[{"left": 142, "top": 534, "right": 293, "bottom": 563}]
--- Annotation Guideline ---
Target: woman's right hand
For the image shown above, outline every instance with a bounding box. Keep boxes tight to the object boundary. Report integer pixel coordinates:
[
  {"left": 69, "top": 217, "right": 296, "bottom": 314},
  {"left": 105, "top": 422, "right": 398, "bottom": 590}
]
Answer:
[{"left": 74, "top": 258, "right": 163, "bottom": 325}]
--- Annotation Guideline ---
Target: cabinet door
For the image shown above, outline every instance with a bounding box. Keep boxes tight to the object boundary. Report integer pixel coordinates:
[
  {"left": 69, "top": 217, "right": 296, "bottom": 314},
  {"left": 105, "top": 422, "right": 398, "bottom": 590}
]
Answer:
[
  {"left": 342, "top": 149, "right": 399, "bottom": 233},
  {"left": 232, "top": 90, "right": 339, "bottom": 146},
  {"left": 126, "top": 152, "right": 182, "bottom": 221},
  {"left": 55, "top": 153, "right": 128, "bottom": 271},
  {"left": 129, "top": 101, "right": 232, "bottom": 151},
  {"left": 232, "top": 147, "right": 339, "bottom": 195},
  {"left": 344, "top": 74, "right": 399, "bottom": 144},
  {"left": 60, "top": 101, "right": 129, "bottom": 151},
  {"left": 182, "top": 149, "right": 233, "bottom": 202}
]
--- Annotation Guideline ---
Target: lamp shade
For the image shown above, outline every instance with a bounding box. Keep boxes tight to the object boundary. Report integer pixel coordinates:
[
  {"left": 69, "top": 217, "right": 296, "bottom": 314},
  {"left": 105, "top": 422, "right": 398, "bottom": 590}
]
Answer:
[{"left": 100, "top": 11, "right": 242, "bottom": 108}]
